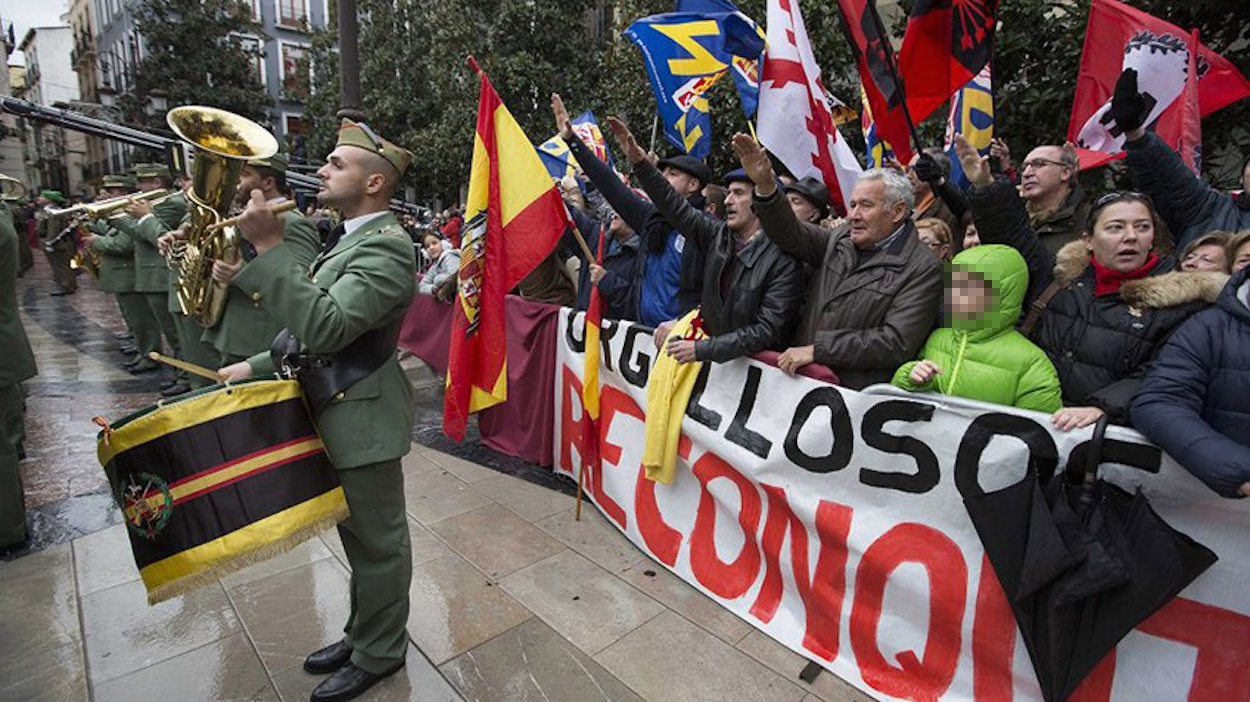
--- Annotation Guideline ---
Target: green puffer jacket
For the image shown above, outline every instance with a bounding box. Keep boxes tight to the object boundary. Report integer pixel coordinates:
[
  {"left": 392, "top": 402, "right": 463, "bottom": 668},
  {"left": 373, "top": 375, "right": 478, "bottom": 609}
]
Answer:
[{"left": 892, "top": 244, "right": 1062, "bottom": 413}]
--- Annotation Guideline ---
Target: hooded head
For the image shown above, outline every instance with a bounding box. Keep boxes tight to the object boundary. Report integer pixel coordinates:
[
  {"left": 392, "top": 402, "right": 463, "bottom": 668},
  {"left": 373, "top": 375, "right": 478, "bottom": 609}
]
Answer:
[{"left": 946, "top": 244, "right": 1028, "bottom": 337}]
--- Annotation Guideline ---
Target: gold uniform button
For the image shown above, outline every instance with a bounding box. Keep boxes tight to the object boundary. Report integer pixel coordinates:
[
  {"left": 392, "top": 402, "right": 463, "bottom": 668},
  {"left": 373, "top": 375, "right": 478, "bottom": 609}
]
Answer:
[
  {"left": 251, "top": 291, "right": 262, "bottom": 301},
  {"left": 334, "top": 392, "right": 345, "bottom": 401}
]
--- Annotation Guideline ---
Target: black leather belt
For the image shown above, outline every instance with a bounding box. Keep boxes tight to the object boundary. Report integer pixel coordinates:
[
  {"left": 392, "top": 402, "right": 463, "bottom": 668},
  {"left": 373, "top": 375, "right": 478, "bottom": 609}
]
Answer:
[{"left": 271, "top": 322, "right": 401, "bottom": 414}]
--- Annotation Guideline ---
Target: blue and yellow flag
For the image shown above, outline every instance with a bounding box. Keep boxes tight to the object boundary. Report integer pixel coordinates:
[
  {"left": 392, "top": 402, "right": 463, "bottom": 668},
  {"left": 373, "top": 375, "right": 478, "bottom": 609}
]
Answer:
[
  {"left": 537, "top": 110, "right": 613, "bottom": 182},
  {"left": 860, "top": 83, "right": 895, "bottom": 169},
  {"left": 675, "top": 0, "right": 765, "bottom": 118},
  {"left": 624, "top": 6, "right": 765, "bottom": 158},
  {"left": 944, "top": 64, "right": 994, "bottom": 189}
]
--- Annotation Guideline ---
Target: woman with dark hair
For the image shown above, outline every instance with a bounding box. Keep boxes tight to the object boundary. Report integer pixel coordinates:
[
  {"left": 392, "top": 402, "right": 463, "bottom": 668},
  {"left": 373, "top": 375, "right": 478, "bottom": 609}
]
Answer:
[{"left": 954, "top": 136, "right": 1227, "bottom": 429}]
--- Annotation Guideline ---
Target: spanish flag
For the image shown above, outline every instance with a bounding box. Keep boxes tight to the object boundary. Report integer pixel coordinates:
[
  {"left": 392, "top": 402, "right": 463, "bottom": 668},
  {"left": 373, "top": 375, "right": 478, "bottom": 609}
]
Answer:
[
  {"left": 444, "top": 57, "right": 572, "bottom": 441},
  {"left": 581, "top": 224, "right": 606, "bottom": 476}
]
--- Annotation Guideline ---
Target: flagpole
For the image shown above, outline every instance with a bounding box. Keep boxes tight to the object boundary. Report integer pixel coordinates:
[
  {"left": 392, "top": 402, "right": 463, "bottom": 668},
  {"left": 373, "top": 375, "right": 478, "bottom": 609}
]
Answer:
[
  {"left": 865, "top": 1, "right": 923, "bottom": 152},
  {"left": 648, "top": 114, "right": 660, "bottom": 153}
]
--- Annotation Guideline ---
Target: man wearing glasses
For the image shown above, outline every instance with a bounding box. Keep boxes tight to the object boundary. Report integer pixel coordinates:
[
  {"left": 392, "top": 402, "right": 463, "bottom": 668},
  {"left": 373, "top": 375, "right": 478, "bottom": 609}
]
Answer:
[{"left": 1018, "top": 144, "right": 1091, "bottom": 256}]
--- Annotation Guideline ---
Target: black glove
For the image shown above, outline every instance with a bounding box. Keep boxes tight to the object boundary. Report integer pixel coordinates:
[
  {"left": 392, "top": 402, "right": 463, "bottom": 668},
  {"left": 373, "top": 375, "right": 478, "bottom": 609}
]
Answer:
[
  {"left": 912, "top": 152, "right": 946, "bottom": 185},
  {"left": 1109, "top": 68, "right": 1149, "bottom": 134}
]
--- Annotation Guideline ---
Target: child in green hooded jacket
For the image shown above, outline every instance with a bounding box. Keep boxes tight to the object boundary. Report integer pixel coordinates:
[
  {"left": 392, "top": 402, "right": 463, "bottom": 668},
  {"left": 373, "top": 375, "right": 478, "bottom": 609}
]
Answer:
[{"left": 892, "top": 244, "right": 1062, "bottom": 413}]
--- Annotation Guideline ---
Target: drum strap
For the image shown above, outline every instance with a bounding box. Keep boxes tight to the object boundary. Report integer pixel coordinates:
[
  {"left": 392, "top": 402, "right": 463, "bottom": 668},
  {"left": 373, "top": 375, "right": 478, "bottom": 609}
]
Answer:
[{"left": 270, "top": 321, "right": 402, "bottom": 414}]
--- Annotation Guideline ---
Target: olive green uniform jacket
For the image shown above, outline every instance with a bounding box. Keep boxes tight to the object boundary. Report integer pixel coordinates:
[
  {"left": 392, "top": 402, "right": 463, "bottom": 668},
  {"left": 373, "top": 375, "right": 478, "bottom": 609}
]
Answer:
[
  {"left": 203, "top": 207, "right": 321, "bottom": 359},
  {"left": 132, "top": 194, "right": 187, "bottom": 295},
  {"left": 87, "top": 218, "right": 137, "bottom": 293},
  {"left": 236, "top": 211, "right": 416, "bottom": 470}
]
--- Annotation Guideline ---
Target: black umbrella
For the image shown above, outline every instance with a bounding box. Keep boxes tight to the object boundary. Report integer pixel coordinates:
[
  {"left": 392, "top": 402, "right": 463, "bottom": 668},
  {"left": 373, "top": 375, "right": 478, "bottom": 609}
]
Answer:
[{"left": 965, "top": 418, "right": 1218, "bottom": 701}]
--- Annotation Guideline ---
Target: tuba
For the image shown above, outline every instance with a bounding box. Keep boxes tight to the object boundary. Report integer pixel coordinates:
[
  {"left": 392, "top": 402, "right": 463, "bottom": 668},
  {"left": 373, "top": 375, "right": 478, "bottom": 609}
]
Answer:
[
  {"left": 166, "top": 106, "right": 278, "bottom": 328},
  {"left": 0, "top": 174, "right": 26, "bottom": 201}
]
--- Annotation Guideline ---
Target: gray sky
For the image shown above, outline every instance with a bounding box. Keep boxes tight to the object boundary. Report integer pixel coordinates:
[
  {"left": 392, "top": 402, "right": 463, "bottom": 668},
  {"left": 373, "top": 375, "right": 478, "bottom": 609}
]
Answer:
[{"left": 5, "top": 1, "right": 71, "bottom": 66}]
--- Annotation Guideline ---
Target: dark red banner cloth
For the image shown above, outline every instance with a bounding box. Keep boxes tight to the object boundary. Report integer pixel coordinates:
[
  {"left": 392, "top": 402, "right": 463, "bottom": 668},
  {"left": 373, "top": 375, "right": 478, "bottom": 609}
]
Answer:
[
  {"left": 400, "top": 297, "right": 841, "bottom": 468},
  {"left": 400, "top": 294, "right": 561, "bottom": 466}
]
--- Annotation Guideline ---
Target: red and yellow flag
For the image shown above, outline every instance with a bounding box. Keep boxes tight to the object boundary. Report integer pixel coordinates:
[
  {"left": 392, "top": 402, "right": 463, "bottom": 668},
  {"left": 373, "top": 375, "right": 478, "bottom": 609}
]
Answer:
[
  {"left": 444, "top": 58, "right": 572, "bottom": 441},
  {"left": 581, "top": 224, "right": 606, "bottom": 466}
]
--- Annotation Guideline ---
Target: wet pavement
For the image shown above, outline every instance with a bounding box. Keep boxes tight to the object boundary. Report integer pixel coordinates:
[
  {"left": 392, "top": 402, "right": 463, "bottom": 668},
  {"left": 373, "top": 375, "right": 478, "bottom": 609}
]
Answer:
[{"left": 1, "top": 259, "right": 862, "bottom": 701}]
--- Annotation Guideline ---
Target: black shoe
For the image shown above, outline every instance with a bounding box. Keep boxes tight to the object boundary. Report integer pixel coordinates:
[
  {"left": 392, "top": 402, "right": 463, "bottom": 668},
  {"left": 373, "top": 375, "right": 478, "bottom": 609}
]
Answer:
[
  {"left": 161, "top": 382, "right": 190, "bottom": 398},
  {"left": 129, "top": 361, "right": 161, "bottom": 374},
  {"left": 310, "top": 661, "right": 404, "bottom": 702},
  {"left": 119, "top": 344, "right": 138, "bottom": 355},
  {"left": 304, "top": 640, "right": 352, "bottom": 675},
  {"left": 160, "top": 378, "right": 177, "bottom": 390},
  {"left": 50, "top": 289, "right": 72, "bottom": 296}
]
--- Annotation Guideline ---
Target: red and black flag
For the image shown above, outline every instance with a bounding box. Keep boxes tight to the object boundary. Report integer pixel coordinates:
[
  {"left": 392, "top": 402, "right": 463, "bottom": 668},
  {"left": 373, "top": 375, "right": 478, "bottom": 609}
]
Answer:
[
  {"left": 899, "top": 0, "right": 1000, "bottom": 124},
  {"left": 98, "top": 379, "right": 347, "bottom": 604},
  {"left": 835, "top": 0, "right": 916, "bottom": 163}
]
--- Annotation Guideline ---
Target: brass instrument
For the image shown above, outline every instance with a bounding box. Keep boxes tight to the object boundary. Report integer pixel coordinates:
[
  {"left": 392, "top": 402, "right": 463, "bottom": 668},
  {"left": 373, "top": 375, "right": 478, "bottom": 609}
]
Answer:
[
  {"left": 206, "top": 200, "right": 298, "bottom": 233},
  {"left": 46, "top": 189, "right": 168, "bottom": 219},
  {"left": 0, "top": 174, "right": 27, "bottom": 201},
  {"left": 166, "top": 105, "right": 278, "bottom": 328}
]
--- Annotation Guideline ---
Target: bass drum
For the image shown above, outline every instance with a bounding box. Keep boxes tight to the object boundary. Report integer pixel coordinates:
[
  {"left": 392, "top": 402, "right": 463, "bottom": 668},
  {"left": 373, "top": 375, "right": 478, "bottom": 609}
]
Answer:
[{"left": 97, "top": 378, "right": 346, "bottom": 604}]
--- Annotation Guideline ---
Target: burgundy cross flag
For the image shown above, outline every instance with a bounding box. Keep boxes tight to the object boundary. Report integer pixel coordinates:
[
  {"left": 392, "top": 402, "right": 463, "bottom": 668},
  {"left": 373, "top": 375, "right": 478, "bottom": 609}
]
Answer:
[{"left": 758, "top": 0, "right": 863, "bottom": 215}]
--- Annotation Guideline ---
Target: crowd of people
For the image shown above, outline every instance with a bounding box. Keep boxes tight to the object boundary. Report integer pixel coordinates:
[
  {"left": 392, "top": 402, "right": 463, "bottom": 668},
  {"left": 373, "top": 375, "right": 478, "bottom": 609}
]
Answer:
[{"left": 535, "top": 72, "right": 1249, "bottom": 500}]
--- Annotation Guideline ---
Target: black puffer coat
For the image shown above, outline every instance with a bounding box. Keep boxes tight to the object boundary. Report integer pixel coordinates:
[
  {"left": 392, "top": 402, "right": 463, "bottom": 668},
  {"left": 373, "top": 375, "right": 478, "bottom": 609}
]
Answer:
[
  {"left": 1034, "top": 241, "right": 1225, "bottom": 423},
  {"left": 1133, "top": 268, "right": 1250, "bottom": 497},
  {"left": 634, "top": 160, "right": 804, "bottom": 363}
]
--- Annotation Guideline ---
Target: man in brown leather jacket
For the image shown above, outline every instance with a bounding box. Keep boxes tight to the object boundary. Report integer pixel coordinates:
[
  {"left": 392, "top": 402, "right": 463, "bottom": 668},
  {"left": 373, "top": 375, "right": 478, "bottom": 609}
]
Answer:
[{"left": 734, "top": 135, "right": 943, "bottom": 389}]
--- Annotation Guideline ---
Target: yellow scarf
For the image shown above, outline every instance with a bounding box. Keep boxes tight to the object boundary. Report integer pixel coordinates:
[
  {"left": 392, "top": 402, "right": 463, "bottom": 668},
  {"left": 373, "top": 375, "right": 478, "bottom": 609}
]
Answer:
[{"left": 642, "top": 309, "right": 705, "bottom": 484}]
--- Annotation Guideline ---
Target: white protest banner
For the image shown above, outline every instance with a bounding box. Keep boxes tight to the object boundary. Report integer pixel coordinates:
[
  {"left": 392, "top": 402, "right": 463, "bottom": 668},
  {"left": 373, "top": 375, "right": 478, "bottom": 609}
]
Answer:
[{"left": 552, "top": 310, "right": 1250, "bottom": 701}]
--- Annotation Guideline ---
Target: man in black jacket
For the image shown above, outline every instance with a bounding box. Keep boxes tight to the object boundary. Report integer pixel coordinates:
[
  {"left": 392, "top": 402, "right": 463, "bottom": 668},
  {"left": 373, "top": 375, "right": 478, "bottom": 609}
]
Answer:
[
  {"left": 553, "top": 94, "right": 705, "bottom": 326},
  {"left": 605, "top": 118, "right": 804, "bottom": 363}
]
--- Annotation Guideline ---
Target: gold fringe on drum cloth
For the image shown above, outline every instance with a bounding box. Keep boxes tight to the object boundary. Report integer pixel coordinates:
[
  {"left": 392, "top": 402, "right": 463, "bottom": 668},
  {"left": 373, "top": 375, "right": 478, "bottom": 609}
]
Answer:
[
  {"left": 140, "top": 495, "right": 348, "bottom": 605},
  {"left": 97, "top": 379, "right": 350, "bottom": 605}
]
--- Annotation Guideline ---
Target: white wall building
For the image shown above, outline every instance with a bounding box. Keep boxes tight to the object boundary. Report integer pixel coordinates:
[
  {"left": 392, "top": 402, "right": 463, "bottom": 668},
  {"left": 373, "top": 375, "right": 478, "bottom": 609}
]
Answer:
[{"left": 19, "top": 25, "right": 89, "bottom": 196}]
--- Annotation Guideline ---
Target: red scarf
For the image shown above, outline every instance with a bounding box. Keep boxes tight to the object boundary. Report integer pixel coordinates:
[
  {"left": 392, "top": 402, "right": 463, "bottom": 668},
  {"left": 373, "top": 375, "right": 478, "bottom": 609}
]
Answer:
[{"left": 1091, "top": 253, "right": 1159, "bottom": 297}]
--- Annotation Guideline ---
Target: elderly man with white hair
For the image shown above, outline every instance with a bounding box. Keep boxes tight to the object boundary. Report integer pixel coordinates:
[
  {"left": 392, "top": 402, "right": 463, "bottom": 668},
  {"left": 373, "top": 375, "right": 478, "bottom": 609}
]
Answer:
[{"left": 734, "top": 135, "right": 944, "bottom": 389}]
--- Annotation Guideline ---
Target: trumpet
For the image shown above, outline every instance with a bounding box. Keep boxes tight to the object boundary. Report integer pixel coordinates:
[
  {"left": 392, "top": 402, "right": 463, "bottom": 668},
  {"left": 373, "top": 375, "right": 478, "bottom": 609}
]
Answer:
[
  {"left": 0, "top": 174, "right": 26, "bottom": 201},
  {"left": 47, "top": 189, "right": 169, "bottom": 220}
]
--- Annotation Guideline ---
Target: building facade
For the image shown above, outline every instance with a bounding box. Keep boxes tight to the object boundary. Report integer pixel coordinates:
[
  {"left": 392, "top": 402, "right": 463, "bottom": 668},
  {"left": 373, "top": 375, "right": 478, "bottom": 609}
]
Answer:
[
  {"left": 18, "top": 26, "right": 89, "bottom": 196},
  {"left": 0, "top": 14, "right": 27, "bottom": 182}
]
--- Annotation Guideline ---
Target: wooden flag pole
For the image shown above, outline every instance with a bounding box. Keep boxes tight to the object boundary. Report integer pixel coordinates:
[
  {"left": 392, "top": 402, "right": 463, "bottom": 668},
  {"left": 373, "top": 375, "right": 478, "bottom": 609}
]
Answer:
[{"left": 648, "top": 114, "right": 660, "bottom": 153}]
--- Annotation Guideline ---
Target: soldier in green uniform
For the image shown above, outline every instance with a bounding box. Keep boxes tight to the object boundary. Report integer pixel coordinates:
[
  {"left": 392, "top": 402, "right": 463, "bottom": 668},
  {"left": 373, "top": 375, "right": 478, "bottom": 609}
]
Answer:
[
  {"left": 126, "top": 164, "right": 200, "bottom": 390},
  {"left": 1, "top": 184, "right": 37, "bottom": 550},
  {"left": 221, "top": 120, "right": 416, "bottom": 702},
  {"left": 35, "top": 190, "right": 78, "bottom": 296},
  {"left": 204, "top": 153, "right": 320, "bottom": 366},
  {"left": 80, "top": 175, "right": 164, "bottom": 371}
]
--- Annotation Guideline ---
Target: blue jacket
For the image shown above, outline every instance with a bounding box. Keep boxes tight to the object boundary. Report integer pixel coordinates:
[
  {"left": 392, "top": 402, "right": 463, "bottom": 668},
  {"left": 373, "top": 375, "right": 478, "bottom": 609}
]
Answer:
[
  {"left": 1132, "top": 268, "right": 1250, "bottom": 498},
  {"left": 1125, "top": 131, "right": 1250, "bottom": 251}
]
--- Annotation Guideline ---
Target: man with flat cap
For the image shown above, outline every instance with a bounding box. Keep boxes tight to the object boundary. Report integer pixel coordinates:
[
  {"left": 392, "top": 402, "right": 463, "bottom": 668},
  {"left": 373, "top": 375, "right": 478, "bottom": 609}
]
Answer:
[
  {"left": 220, "top": 119, "right": 416, "bottom": 702},
  {"left": 604, "top": 117, "right": 804, "bottom": 363},
  {"left": 204, "top": 152, "right": 321, "bottom": 366},
  {"left": 551, "top": 94, "right": 707, "bottom": 326},
  {"left": 79, "top": 175, "right": 163, "bottom": 370},
  {"left": 784, "top": 176, "right": 831, "bottom": 225}
]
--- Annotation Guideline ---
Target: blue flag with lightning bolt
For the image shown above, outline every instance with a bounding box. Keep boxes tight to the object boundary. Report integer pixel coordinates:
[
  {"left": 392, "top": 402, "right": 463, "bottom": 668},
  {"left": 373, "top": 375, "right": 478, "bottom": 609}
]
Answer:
[
  {"left": 944, "top": 64, "right": 995, "bottom": 189},
  {"left": 624, "top": 6, "right": 765, "bottom": 158}
]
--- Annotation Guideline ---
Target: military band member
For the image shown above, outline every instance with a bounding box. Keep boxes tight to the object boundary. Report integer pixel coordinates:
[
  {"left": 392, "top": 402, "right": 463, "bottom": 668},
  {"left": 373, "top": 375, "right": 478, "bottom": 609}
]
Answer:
[
  {"left": 79, "top": 175, "right": 164, "bottom": 371},
  {"left": 221, "top": 120, "right": 416, "bottom": 702},
  {"left": 35, "top": 190, "right": 77, "bottom": 296},
  {"left": 204, "top": 153, "right": 320, "bottom": 366},
  {"left": 122, "top": 165, "right": 184, "bottom": 379},
  {"left": 1, "top": 189, "right": 37, "bottom": 551}
]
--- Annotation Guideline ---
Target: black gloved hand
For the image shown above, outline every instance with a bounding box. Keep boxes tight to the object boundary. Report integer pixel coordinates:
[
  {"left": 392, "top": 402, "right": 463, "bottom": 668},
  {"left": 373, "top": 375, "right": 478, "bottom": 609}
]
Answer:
[
  {"left": 1109, "top": 68, "right": 1149, "bottom": 134},
  {"left": 912, "top": 152, "right": 945, "bottom": 185}
]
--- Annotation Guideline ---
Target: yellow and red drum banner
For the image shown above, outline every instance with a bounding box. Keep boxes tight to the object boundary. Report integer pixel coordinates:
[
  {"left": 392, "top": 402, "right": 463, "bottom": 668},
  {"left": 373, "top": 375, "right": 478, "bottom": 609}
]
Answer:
[{"left": 97, "top": 379, "right": 347, "bottom": 604}]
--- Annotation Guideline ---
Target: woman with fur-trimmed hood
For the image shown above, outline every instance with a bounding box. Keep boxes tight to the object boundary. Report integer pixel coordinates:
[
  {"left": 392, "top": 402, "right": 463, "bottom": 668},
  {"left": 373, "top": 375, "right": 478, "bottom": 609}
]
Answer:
[{"left": 954, "top": 136, "right": 1227, "bottom": 430}]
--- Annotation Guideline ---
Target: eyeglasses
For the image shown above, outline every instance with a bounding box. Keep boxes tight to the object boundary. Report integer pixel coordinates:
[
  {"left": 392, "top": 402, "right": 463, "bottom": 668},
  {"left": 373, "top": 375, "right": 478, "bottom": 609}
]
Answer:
[
  {"left": 1092, "top": 190, "right": 1153, "bottom": 209},
  {"left": 1020, "top": 158, "right": 1068, "bottom": 171}
]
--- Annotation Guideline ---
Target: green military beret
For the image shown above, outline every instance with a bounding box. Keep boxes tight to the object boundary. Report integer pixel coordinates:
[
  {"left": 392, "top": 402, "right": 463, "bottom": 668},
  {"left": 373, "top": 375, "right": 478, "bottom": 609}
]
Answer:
[
  {"left": 248, "top": 151, "right": 289, "bottom": 173},
  {"left": 100, "top": 174, "right": 136, "bottom": 190},
  {"left": 132, "top": 163, "right": 171, "bottom": 179},
  {"left": 40, "top": 189, "right": 66, "bottom": 205},
  {"left": 336, "top": 119, "right": 412, "bottom": 179}
]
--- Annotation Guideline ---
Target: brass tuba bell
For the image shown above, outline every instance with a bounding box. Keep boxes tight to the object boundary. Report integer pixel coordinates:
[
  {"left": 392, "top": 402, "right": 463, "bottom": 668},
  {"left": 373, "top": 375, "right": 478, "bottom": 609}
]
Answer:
[
  {"left": 166, "top": 105, "right": 278, "bottom": 328},
  {"left": 0, "top": 174, "right": 27, "bottom": 202}
]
